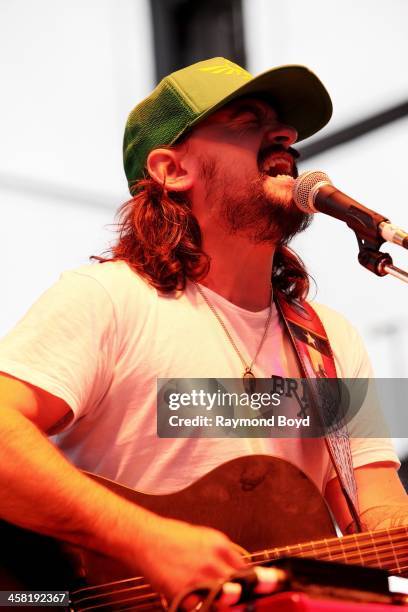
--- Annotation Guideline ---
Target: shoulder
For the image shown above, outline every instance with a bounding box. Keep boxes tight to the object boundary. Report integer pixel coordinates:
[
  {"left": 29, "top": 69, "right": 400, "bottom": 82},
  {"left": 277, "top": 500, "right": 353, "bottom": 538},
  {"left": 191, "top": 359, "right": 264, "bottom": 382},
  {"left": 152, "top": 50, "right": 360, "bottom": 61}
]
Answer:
[
  {"left": 19, "top": 261, "right": 158, "bottom": 341},
  {"left": 60, "top": 260, "right": 156, "bottom": 309},
  {"left": 308, "top": 301, "right": 372, "bottom": 378},
  {"left": 65, "top": 260, "right": 151, "bottom": 294},
  {"left": 63, "top": 261, "right": 160, "bottom": 347}
]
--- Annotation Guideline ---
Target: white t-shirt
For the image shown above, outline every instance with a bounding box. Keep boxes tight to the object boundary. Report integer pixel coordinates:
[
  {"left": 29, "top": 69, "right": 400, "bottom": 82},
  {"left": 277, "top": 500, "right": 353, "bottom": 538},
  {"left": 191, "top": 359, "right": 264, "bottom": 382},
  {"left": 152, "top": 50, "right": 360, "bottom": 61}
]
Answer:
[{"left": 0, "top": 261, "right": 399, "bottom": 494}]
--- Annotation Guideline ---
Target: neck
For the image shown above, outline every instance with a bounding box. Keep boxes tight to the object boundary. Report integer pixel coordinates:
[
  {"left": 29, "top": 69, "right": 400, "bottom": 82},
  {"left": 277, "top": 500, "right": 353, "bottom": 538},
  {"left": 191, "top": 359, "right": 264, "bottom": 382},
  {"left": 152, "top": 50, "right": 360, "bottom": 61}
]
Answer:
[{"left": 199, "top": 232, "right": 275, "bottom": 312}]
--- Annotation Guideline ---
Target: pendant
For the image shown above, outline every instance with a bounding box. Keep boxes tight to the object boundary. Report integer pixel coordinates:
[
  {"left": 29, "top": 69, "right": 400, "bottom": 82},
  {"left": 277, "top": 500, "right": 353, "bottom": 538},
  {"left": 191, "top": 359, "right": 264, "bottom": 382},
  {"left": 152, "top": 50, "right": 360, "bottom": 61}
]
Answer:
[
  {"left": 243, "top": 368, "right": 256, "bottom": 394},
  {"left": 243, "top": 368, "right": 255, "bottom": 379}
]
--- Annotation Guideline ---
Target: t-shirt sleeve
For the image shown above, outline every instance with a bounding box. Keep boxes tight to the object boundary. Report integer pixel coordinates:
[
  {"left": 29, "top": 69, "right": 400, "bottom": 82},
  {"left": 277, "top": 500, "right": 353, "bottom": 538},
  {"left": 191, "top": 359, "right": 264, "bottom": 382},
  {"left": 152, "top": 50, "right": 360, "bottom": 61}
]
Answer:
[
  {"left": 313, "top": 303, "right": 400, "bottom": 483},
  {"left": 0, "top": 270, "right": 117, "bottom": 423}
]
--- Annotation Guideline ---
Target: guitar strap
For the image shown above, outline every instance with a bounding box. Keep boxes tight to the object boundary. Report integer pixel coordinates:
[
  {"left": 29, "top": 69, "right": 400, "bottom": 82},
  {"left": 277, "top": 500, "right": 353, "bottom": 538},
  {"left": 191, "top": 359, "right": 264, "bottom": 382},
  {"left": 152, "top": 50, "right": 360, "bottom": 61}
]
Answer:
[{"left": 275, "top": 295, "right": 363, "bottom": 532}]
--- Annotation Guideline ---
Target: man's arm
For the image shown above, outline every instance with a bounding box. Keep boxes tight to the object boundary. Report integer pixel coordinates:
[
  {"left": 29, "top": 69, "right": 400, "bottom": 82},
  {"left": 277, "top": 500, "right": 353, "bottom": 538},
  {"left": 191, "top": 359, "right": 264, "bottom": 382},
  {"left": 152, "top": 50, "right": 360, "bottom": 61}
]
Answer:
[
  {"left": 0, "top": 374, "right": 244, "bottom": 600},
  {"left": 325, "top": 462, "right": 408, "bottom": 533}
]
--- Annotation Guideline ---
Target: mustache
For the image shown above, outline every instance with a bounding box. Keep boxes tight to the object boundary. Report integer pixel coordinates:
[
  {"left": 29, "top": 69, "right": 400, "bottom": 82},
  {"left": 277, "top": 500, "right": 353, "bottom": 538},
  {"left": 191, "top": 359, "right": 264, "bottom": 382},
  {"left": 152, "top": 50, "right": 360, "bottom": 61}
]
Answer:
[{"left": 258, "top": 144, "right": 300, "bottom": 162}]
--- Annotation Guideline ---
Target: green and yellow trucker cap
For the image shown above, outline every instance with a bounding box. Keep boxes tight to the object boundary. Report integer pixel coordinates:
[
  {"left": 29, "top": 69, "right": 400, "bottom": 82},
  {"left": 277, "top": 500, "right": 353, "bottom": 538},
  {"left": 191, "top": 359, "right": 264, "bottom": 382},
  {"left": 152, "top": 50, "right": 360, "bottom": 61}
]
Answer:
[{"left": 123, "top": 57, "right": 332, "bottom": 191}]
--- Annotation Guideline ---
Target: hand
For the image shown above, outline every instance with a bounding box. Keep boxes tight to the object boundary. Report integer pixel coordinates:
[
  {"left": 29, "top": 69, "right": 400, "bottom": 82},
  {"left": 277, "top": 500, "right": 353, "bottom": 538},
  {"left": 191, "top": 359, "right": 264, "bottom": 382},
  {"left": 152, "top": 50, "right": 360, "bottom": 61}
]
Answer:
[{"left": 131, "top": 515, "right": 246, "bottom": 605}]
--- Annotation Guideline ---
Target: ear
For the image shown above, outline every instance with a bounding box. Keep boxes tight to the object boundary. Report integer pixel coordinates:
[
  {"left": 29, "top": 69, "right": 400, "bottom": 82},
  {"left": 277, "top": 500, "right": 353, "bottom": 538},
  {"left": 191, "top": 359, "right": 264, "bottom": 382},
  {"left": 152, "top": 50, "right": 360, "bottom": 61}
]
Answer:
[{"left": 146, "top": 148, "right": 194, "bottom": 192}]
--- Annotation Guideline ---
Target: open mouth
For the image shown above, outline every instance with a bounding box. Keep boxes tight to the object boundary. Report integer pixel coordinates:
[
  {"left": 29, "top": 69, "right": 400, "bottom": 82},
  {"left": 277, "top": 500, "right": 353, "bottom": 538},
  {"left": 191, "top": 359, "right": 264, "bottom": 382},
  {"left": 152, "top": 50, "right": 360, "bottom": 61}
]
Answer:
[{"left": 258, "top": 147, "right": 296, "bottom": 178}]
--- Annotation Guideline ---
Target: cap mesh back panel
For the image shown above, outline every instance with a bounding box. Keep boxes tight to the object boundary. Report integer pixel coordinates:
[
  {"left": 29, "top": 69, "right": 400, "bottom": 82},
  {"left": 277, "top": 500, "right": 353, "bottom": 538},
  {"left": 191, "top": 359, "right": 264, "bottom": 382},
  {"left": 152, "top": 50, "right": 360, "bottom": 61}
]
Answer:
[{"left": 124, "top": 82, "right": 197, "bottom": 187}]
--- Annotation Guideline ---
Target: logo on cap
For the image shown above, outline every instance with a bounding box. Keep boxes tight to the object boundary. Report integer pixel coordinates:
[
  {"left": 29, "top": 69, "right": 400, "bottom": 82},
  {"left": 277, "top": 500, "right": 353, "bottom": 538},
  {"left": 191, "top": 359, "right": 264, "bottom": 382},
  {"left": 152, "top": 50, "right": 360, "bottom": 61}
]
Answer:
[{"left": 199, "top": 59, "right": 251, "bottom": 79}]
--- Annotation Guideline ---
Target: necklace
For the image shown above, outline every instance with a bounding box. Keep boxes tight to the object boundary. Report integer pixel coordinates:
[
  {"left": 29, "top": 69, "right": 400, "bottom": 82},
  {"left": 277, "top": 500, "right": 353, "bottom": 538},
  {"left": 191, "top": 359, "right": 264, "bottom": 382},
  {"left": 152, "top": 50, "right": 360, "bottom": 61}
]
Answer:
[{"left": 195, "top": 283, "right": 274, "bottom": 381}]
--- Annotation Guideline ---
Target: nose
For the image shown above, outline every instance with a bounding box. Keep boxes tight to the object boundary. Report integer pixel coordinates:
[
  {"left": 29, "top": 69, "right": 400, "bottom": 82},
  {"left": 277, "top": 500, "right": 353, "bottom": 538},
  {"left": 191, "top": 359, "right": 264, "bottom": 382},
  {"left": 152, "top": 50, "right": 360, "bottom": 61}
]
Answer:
[{"left": 263, "top": 122, "right": 298, "bottom": 148}]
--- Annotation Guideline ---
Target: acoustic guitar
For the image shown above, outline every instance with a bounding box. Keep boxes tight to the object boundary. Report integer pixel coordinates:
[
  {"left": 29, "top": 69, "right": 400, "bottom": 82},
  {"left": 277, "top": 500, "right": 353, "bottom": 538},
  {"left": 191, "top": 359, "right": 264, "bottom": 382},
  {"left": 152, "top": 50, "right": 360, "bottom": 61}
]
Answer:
[{"left": 1, "top": 455, "right": 408, "bottom": 611}]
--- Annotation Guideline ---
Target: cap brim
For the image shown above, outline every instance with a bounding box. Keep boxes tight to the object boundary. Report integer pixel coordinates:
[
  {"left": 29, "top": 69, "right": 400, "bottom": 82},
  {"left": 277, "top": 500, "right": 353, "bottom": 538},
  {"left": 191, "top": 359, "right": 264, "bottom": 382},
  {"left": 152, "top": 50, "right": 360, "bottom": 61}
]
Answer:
[{"left": 186, "top": 65, "right": 332, "bottom": 143}]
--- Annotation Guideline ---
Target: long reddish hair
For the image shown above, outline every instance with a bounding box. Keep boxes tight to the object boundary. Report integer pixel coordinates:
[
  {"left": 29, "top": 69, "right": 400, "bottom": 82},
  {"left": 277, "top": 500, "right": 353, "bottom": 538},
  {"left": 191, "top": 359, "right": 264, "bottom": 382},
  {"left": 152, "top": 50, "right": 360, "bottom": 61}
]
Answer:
[{"left": 100, "top": 179, "right": 310, "bottom": 301}]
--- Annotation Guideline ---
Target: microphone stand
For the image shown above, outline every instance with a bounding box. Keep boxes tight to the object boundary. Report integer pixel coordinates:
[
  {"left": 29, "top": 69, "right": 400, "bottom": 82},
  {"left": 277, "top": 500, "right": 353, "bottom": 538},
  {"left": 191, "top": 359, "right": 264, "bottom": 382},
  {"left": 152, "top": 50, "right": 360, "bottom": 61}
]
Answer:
[
  {"left": 293, "top": 170, "right": 408, "bottom": 283},
  {"left": 355, "top": 233, "right": 408, "bottom": 284}
]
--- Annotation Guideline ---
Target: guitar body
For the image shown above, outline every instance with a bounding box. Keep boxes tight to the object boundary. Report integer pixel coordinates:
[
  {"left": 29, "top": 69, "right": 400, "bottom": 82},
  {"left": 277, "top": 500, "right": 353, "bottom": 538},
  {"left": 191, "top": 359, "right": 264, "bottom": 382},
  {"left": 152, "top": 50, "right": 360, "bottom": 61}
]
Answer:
[
  {"left": 1, "top": 456, "right": 336, "bottom": 609},
  {"left": 88, "top": 454, "right": 337, "bottom": 551}
]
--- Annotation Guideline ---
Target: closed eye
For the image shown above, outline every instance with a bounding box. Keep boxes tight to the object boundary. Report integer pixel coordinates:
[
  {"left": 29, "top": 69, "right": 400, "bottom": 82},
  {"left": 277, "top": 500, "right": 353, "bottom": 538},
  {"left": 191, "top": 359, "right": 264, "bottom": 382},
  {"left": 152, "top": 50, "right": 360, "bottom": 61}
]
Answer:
[
  {"left": 229, "top": 105, "right": 265, "bottom": 124},
  {"left": 226, "top": 107, "right": 265, "bottom": 134}
]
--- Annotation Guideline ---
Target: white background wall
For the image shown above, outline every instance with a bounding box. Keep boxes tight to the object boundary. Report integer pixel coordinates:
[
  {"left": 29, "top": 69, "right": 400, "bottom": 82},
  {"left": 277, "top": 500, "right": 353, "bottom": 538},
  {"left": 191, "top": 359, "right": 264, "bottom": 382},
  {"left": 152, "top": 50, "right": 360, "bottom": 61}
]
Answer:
[
  {"left": 1, "top": 0, "right": 407, "bottom": 451},
  {"left": 1, "top": 0, "right": 154, "bottom": 328}
]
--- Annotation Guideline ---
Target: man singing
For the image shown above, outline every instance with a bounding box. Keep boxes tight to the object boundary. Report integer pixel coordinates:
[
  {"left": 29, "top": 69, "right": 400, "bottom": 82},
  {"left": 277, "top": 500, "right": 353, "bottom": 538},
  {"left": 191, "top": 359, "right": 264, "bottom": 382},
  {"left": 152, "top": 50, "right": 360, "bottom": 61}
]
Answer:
[{"left": 0, "top": 57, "right": 406, "bottom": 604}]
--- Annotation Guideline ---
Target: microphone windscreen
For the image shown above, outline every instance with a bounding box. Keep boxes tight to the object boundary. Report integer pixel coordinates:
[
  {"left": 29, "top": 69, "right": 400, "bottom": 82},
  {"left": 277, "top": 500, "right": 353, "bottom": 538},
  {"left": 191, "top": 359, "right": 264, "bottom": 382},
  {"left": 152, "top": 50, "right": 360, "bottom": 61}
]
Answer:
[{"left": 293, "top": 170, "right": 331, "bottom": 213}]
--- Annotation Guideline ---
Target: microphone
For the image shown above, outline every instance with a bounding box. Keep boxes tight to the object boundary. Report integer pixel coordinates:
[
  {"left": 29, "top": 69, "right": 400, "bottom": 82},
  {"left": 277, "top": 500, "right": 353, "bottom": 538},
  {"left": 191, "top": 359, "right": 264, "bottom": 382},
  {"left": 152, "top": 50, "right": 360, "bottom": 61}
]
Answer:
[{"left": 293, "top": 171, "right": 408, "bottom": 249}]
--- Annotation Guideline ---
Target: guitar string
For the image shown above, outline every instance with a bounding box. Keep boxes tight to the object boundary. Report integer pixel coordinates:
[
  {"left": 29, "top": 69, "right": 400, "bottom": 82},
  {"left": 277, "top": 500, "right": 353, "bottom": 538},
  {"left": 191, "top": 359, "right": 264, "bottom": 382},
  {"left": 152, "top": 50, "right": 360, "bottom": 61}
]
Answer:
[
  {"left": 390, "top": 563, "right": 408, "bottom": 573},
  {"left": 72, "top": 583, "right": 160, "bottom": 605},
  {"left": 74, "top": 556, "right": 408, "bottom": 612},
  {"left": 72, "top": 556, "right": 408, "bottom": 612},
  {"left": 74, "top": 569, "right": 408, "bottom": 612},
  {"left": 71, "top": 547, "right": 408, "bottom": 610},
  {"left": 73, "top": 598, "right": 164, "bottom": 612},
  {"left": 70, "top": 544, "right": 406, "bottom": 603},
  {"left": 71, "top": 528, "right": 408, "bottom": 604},
  {"left": 72, "top": 588, "right": 159, "bottom": 607},
  {"left": 73, "top": 594, "right": 161, "bottom": 610},
  {"left": 70, "top": 585, "right": 161, "bottom": 610},
  {"left": 73, "top": 583, "right": 153, "bottom": 599},
  {"left": 251, "top": 529, "right": 408, "bottom": 556},
  {"left": 250, "top": 550, "right": 394, "bottom": 567},
  {"left": 71, "top": 576, "right": 146, "bottom": 595},
  {"left": 70, "top": 525, "right": 408, "bottom": 592},
  {"left": 74, "top": 592, "right": 162, "bottom": 612},
  {"left": 252, "top": 537, "right": 406, "bottom": 560},
  {"left": 71, "top": 544, "right": 408, "bottom": 607},
  {"left": 248, "top": 530, "right": 408, "bottom": 562},
  {"left": 302, "top": 535, "right": 408, "bottom": 561},
  {"left": 250, "top": 539, "right": 408, "bottom": 567},
  {"left": 73, "top": 559, "right": 408, "bottom": 612},
  {"left": 257, "top": 535, "right": 408, "bottom": 565},
  {"left": 326, "top": 542, "right": 408, "bottom": 565}
]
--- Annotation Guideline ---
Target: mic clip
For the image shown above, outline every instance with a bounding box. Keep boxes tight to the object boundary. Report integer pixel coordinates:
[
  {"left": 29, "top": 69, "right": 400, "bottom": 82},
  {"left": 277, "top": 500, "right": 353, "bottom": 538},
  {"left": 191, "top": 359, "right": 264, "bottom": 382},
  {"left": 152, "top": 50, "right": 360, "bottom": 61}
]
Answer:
[{"left": 355, "top": 233, "right": 408, "bottom": 284}]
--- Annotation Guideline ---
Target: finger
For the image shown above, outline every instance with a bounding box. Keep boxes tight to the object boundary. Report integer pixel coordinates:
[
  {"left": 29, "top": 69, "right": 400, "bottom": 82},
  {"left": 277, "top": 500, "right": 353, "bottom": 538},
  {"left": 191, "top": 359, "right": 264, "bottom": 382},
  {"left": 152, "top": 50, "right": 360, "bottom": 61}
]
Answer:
[
  {"left": 219, "top": 545, "right": 247, "bottom": 569},
  {"left": 232, "top": 542, "right": 250, "bottom": 560},
  {"left": 181, "top": 594, "right": 202, "bottom": 611}
]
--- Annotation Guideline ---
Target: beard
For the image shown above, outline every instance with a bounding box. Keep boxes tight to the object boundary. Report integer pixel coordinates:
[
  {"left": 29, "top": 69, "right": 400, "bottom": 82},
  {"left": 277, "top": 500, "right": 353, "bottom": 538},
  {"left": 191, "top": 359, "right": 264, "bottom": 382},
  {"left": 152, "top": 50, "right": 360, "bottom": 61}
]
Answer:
[{"left": 200, "top": 157, "right": 311, "bottom": 245}]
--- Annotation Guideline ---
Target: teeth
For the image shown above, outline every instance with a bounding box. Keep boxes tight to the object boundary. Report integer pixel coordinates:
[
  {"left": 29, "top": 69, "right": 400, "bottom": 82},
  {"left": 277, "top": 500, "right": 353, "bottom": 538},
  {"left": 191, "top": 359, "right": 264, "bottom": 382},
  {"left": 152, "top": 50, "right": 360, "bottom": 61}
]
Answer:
[
  {"left": 267, "top": 159, "right": 290, "bottom": 169},
  {"left": 264, "top": 162, "right": 292, "bottom": 174},
  {"left": 261, "top": 153, "right": 293, "bottom": 174}
]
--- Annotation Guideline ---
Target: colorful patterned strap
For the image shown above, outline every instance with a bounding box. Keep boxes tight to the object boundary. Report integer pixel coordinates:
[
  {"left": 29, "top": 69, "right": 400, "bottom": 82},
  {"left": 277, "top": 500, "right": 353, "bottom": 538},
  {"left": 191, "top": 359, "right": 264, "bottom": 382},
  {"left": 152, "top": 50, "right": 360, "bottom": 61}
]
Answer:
[{"left": 275, "top": 295, "right": 362, "bottom": 532}]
